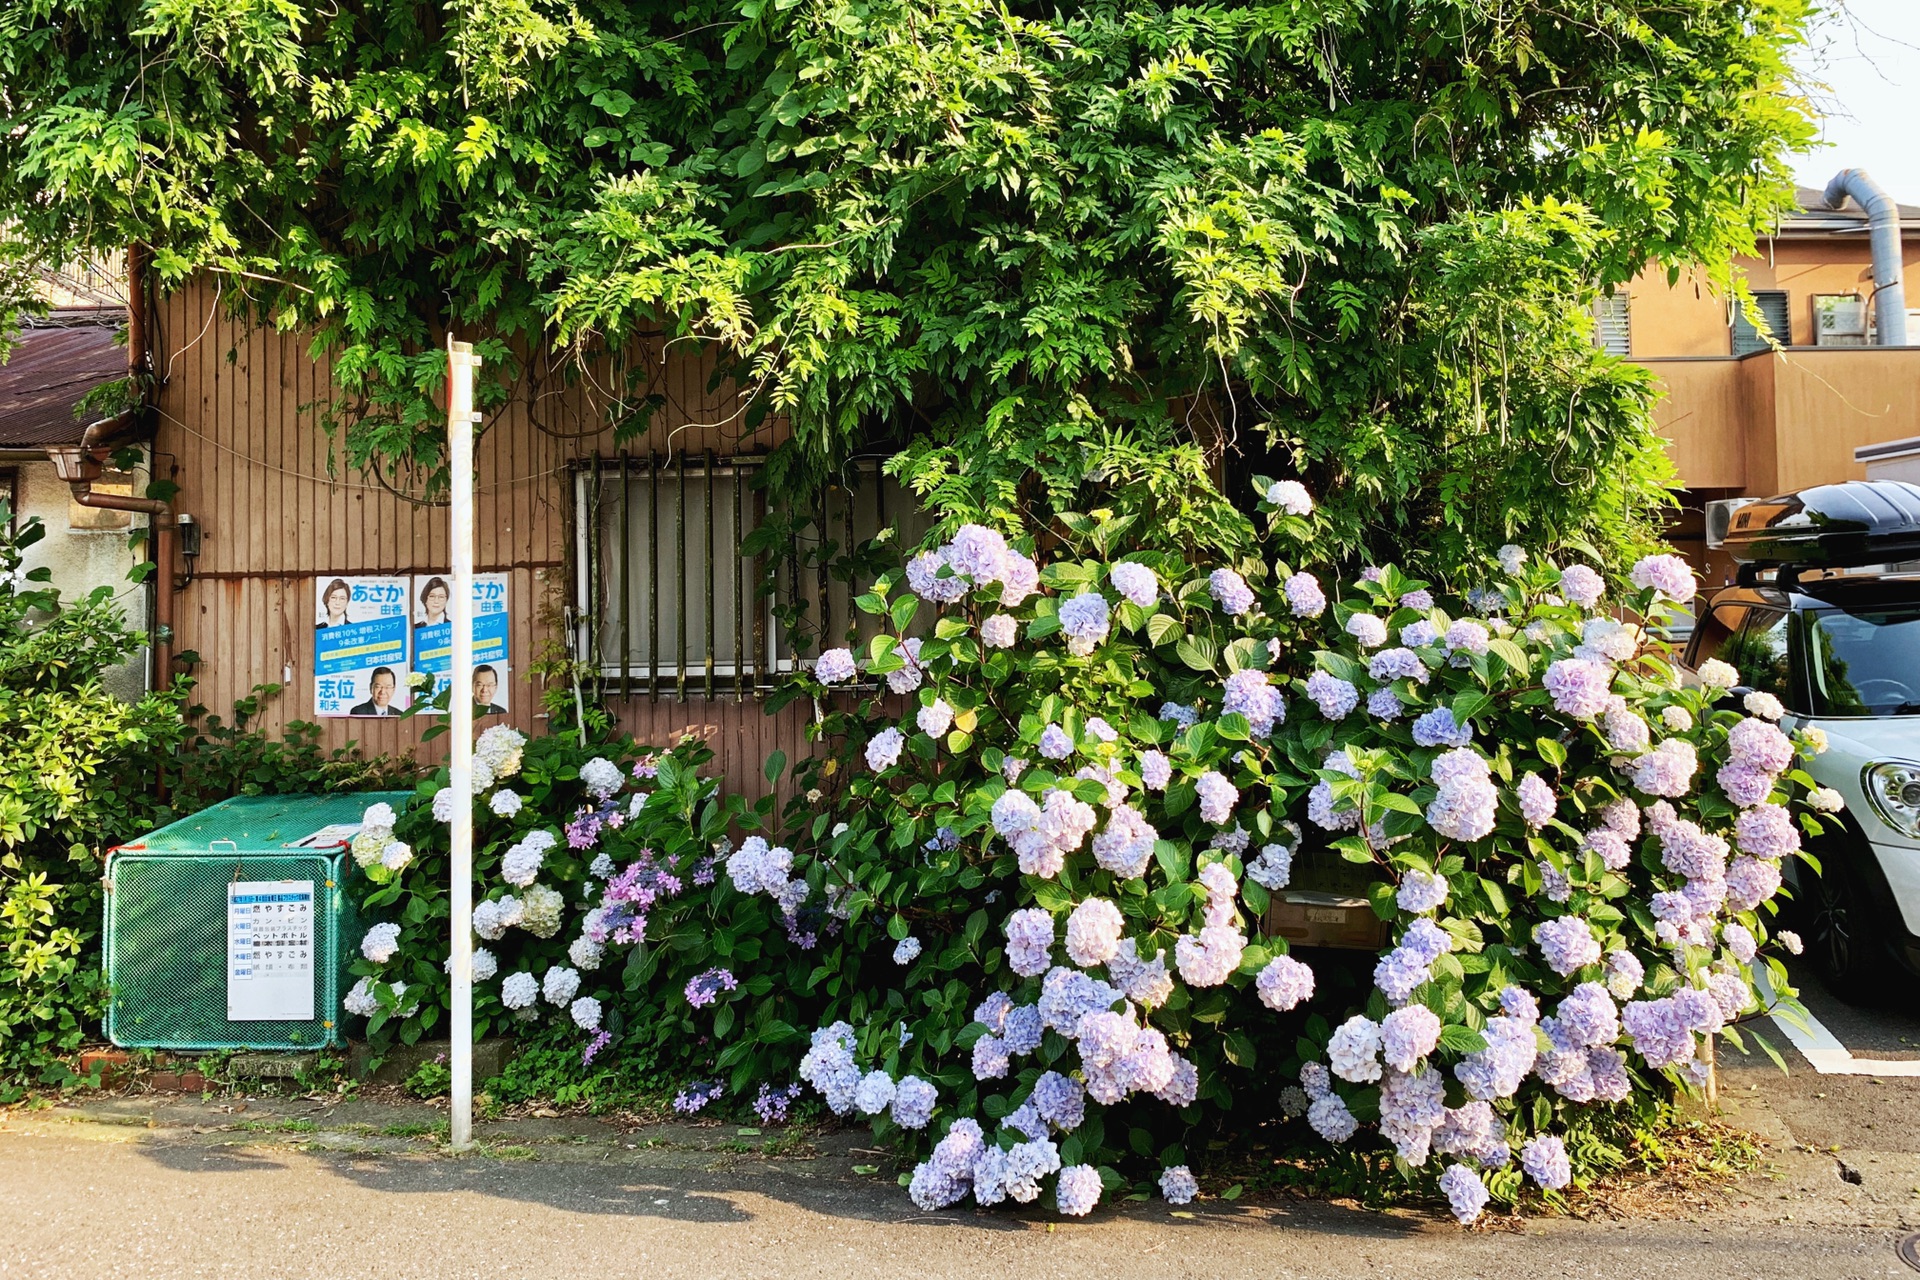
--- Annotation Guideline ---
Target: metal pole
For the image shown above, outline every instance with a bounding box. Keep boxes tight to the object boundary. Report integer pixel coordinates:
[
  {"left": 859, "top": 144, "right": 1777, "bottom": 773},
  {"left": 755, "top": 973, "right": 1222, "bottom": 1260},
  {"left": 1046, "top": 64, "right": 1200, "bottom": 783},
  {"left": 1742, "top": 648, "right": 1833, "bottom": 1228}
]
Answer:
[{"left": 446, "top": 336, "right": 481, "bottom": 1152}]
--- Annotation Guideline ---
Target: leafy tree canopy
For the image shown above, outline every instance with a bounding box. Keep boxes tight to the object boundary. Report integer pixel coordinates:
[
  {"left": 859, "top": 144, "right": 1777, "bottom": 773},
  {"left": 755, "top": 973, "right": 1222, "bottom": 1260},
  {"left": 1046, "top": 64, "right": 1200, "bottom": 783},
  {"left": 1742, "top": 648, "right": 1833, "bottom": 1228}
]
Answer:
[{"left": 0, "top": 0, "right": 1816, "bottom": 572}]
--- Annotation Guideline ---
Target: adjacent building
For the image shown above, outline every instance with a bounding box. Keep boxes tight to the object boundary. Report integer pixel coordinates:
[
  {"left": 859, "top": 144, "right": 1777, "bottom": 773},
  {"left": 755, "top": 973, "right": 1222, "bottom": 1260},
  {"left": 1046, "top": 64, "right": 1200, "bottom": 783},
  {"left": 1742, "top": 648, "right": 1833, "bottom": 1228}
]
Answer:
[{"left": 1621, "top": 177, "right": 1920, "bottom": 584}]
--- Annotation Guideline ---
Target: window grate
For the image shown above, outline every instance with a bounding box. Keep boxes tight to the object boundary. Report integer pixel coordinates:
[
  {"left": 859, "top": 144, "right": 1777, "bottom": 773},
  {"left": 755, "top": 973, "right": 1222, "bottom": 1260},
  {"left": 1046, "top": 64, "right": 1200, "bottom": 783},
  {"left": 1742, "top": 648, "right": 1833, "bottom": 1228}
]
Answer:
[
  {"left": 575, "top": 456, "right": 928, "bottom": 699},
  {"left": 1733, "top": 289, "right": 1791, "bottom": 355},
  {"left": 1594, "top": 290, "right": 1631, "bottom": 357}
]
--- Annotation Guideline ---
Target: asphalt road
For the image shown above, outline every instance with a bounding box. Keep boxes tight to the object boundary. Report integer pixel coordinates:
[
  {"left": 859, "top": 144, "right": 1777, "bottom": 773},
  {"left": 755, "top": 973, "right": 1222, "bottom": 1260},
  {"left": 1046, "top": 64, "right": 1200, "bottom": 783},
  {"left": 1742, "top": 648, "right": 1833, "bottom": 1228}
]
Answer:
[{"left": 4, "top": 965, "right": 1919, "bottom": 1280}]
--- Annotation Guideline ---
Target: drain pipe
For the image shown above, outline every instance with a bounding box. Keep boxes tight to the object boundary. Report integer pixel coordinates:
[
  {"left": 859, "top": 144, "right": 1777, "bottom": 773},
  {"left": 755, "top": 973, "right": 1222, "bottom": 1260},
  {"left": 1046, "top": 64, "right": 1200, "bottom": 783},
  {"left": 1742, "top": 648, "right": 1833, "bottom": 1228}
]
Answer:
[
  {"left": 1824, "top": 169, "right": 1909, "bottom": 346},
  {"left": 45, "top": 439, "right": 174, "bottom": 693}
]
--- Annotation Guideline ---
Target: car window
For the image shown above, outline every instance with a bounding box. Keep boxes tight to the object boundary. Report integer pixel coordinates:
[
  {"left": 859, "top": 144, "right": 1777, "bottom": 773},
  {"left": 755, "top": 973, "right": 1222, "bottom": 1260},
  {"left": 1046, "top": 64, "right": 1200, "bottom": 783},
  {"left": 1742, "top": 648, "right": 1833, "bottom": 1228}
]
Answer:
[
  {"left": 1731, "top": 608, "right": 1794, "bottom": 707},
  {"left": 1687, "top": 604, "right": 1747, "bottom": 668},
  {"left": 1805, "top": 604, "right": 1920, "bottom": 716}
]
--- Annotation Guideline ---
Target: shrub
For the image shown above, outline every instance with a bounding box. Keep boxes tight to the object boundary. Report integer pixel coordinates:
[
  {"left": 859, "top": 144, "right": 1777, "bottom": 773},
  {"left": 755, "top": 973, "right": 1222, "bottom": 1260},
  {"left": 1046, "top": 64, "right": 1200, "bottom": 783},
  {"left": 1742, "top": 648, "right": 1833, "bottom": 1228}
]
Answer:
[
  {"left": 342, "top": 721, "right": 787, "bottom": 1077},
  {"left": 0, "top": 509, "right": 185, "bottom": 1090},
  {"left": 169, "top": 682, "right": 418, "bottom": 811}
]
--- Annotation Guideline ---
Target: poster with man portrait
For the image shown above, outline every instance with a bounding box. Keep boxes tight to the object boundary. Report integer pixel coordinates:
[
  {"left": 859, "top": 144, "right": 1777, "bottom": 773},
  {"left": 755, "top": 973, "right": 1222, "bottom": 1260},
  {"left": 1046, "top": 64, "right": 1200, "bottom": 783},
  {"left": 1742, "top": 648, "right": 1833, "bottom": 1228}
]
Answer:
[
  {"left": 313, "top": 576, "right": 412, "bottom": 718},
  {"left": 411, "top": 572, "right": 510, "bottom": 717}
]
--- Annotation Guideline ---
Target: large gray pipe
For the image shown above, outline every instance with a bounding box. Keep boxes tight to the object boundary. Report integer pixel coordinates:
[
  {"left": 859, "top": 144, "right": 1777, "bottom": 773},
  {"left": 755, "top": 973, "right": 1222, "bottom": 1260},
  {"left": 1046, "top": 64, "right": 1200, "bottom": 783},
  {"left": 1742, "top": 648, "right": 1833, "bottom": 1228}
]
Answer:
[{"left": 1824, "top": 168, "right": 1909, "bottom": 346}]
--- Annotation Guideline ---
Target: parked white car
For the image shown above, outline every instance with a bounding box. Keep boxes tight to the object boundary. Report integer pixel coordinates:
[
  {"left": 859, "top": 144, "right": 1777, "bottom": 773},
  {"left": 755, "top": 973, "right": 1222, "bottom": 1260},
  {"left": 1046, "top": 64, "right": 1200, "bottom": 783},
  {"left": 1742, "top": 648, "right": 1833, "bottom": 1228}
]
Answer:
[{"left": 1686, "top": 480, "right": 1920, "bottom": 996}]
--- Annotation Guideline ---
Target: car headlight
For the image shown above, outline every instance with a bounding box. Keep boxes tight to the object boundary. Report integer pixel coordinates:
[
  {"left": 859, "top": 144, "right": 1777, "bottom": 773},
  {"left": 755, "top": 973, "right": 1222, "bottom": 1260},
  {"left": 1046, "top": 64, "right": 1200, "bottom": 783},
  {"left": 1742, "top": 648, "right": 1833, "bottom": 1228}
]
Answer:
[{"left": 1863, "top": 762, "right": 1920, "bottom": 838}]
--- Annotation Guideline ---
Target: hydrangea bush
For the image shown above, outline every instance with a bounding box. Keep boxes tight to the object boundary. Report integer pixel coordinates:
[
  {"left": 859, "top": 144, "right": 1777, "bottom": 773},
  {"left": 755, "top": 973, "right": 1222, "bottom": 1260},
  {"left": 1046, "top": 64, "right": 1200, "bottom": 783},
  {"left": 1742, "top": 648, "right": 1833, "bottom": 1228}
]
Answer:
[
  {"left": 345, "top": 726, "right": 761, "bottom": 1057},
  {"left": 347, "top": 485, "right": 1828, "bottom": 1225},
  {"left": 755, "top": 492, "right": 1827, "bottom": 1220}
]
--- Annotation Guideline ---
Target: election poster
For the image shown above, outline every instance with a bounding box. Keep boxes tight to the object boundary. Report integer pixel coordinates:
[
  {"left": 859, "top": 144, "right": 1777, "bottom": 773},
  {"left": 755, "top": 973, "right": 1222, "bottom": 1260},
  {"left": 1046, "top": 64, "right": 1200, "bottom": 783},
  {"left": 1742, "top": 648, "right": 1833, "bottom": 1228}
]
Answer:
[
  {"left": 411, "top": 572, "right": 511, "bottom": 717},
  {"left": 313, "top": 575, "right": 412, "bottom": 717}
]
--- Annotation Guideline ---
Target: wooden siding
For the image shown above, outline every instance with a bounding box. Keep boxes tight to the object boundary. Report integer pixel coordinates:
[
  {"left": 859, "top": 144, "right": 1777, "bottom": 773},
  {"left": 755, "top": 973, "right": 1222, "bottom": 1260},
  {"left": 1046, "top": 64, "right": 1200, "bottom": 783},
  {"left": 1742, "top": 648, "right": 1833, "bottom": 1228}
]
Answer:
[{"left": 149, "top": 276, "right": 811, "bottom": 796}]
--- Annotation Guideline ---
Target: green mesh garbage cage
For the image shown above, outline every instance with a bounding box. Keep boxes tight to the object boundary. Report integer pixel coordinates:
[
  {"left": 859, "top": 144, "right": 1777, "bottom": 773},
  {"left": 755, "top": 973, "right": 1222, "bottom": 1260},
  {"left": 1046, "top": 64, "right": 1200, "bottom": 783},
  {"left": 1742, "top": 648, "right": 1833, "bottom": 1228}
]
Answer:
[{"left": 104, "top": 792, "right": 413, "bottom": 1051}]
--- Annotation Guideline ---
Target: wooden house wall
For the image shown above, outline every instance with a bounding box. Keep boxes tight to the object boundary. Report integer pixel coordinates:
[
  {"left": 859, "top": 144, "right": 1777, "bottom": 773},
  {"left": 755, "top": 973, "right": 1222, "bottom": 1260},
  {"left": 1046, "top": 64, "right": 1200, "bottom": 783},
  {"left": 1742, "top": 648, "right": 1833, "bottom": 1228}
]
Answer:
[{"left": 148, "top": 277, "right": 812, "bottom": 796}]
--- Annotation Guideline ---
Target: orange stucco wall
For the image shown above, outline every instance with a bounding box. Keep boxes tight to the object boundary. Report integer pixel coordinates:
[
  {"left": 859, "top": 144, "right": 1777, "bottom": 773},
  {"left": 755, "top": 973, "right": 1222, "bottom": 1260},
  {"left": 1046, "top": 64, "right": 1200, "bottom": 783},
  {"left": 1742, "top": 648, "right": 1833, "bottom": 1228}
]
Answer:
[
  {"left": 1638, "top": 347, "right": 1920, "bottom": 497},
  {"left": 1627, "top": 237, "right": 1920, "bottom": 357}
]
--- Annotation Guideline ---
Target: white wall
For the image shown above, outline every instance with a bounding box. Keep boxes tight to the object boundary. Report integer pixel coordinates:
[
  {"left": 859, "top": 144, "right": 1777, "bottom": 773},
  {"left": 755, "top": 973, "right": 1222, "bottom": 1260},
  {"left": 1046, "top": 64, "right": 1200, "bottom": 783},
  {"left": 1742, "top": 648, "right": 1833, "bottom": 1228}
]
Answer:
[{"left": 8, "top": 454, "right": 153, "bottom": 700}]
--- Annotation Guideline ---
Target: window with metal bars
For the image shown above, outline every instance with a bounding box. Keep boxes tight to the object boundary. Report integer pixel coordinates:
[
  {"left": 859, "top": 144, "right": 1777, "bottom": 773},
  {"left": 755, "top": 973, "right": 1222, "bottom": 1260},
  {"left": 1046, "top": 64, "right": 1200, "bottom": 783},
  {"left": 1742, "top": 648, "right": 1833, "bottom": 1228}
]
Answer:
[{"left": 574, "top": 455, "right": 928, "bottom": 698}]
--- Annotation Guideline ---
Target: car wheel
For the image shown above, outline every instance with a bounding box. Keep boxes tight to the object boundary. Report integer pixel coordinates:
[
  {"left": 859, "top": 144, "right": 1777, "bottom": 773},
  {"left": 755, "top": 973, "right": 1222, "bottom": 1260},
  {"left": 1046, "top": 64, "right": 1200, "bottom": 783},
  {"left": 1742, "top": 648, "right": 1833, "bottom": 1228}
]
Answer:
[{"left": 1803, "top": 851, "right": 1882, "bottom": 999}]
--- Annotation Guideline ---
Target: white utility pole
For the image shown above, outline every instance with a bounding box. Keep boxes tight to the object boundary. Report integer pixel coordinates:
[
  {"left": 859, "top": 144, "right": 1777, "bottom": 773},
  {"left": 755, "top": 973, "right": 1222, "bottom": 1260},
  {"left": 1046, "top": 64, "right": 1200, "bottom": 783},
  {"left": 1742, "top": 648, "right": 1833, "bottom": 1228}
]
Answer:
[{"left": 446, "top": 337, "right": 482, "bottom": 1152}]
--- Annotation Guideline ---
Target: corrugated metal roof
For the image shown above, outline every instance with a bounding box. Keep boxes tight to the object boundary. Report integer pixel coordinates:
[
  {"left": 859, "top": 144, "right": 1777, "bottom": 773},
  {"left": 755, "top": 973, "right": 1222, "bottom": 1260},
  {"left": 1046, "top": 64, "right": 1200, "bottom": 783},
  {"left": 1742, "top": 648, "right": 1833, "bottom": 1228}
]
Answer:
[
  {"left": 0, "top": 311, "right": 128, "bottom": 447},
  {"left": 1782, "top": 186, "right": 1920, "bottom": 237}
]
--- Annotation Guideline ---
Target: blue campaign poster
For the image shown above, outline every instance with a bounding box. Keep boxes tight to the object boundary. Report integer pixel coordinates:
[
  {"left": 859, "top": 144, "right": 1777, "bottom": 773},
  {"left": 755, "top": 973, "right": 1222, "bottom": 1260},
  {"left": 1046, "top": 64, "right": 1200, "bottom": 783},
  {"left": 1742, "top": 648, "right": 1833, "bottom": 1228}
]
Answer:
[
  {"left": 411, "top": 572, "right": 511, "bottom": 716},
  {"left": 313, "top": 576, "right": 411, "bottom": 718}
]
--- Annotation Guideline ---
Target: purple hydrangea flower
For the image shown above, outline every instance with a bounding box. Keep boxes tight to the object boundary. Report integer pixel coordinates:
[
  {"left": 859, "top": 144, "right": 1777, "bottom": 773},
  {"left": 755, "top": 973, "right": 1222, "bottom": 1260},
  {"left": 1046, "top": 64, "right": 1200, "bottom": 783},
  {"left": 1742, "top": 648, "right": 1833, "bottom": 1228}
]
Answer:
[
  {"left": 981, "top": 614, "right": 1018, "bottom": 648},
  {"left": 1397, "top": 869, "right": 1449, "bottom": 914},
  {"left": 1520, "top": 1134, "right": 1572, "bottom": 1190},
  {"left": 1444, "top": 619, "right": 1491, "bottom": 656},
  {"left": 971, "top": 1034, "right": 1010, "bottom": 1080},
  {"left": 1138, "top": 750, "right": 1171, "bottom": 791},
  {"left": 814, "top": 647, "right": 856, "bottom": 684},
  {"left": 1173, "top": 924, "right": 1244, "bottom": 987},
  {"left": 1560, "top": 564, "right": 1605, "bottom": 608},
  {"left": 685, "top": 967, "right": 737, "bottom": 1009},
  {"left": 1413, "top": 706, "right": 1473, "bottom": 748},
  {"left": 866, "top": 726, "right": 906, "bottom": 771},
  {"left": 1603, "top": 949, "right": 1644, "bottom": 999},
  {"left": 1726, "top": 856, "right": 1783, "bottom": 912},
  {"left": 1368, "top": 687, "right": 1404, "bottom": 720},
  {"left": 1328, "top": 1015, "right": 1383, "bottom": 1083},
  {"left": 1400, "top": 588, "right": 1435, "bottom": 610},
  {"left": 1056, "top": 1163, "right": 1102, "bottom": 1216},
  {"left": 946, "top": 524, "right": 1010, "bottom": 582},
  {"left": 1108, "top": 561, "right": 1158, "bottom": 608},
  {"left": 1734, "top": 804, "right": 1799, "bottom": 859},
  {"left": 1535, "top": 917, "right": 1601, "bottom": 976},
  {"left": 1031, "top": 1071, "right": 1086, "bottom": 1131},
  {"left": 1629, "top": 739, "right": 1697, "bottom": 798},
  {"left": 1284, "top": 572, "right": 1327, "bottom": 617},
  {"left": 1369, "top": 646, "right": 1430, "bottom": 686},
  {"left": 891, "top": 1075, "right": 937, "bottom": 1129},
  {"left": 1256, "top": 953, "right": 1316, "bottom": 1011},
  {"left": 1307, "top": 1093, "right": 1358, "bottom": 1142},
  {"left": 1222, "top": 668, "right": 1284, "bottom": 736},
  {"left": 908, "top": 1119, "right": 985, "bottom": 1209},
  {"left": 1544, "top": 658, "right": 1612, "bottom": 718},
  {"left": 1005, "top": 908, "right": 1056, "bottom": 977},
  {"left": 1091, "top": 805, "right": 1157, "bottom": 879},
  {"left": 1440, "top": 1164, "right": 1490, "bottom": 1223},
  {"left": 999, "top": 554, "right": 1040, "bottom": 607},
  {"left": 1306, "top": 671, "right": 1359, "bottom": 719},
  {"left": 1517, "top": 773, "right": 1557, "bottom": 829},
  {"left": 1159, "top": 1165, "right": 1199, "bottom": 1204},
  {"left": 1064, "top": 898, "right": 1125, "bottom": 967},
  {"left": 1380, "top": 1004, "right": 1443, "bottom": 1072},
  {"left": 673, "top": 1080, "right": 724, "bottom": 1114},
  {"left": 1194, "top": 771, "right": 1238, "bottom": 825},
  {"left": 1629, "top": 553, "right": 1696, "bottom": 602},
  {"left": 1209, "top": 568, "right": 1255, "bottom": 616},
  {"left": 1058, "top": 592, "right": 1112, "bottom": 656},
  {"left": 1426, "top": 749, "right": 1497, "bottom": 841},
  {"left": 1038, "top": 723, "right": 1074, "bottom": 760}
]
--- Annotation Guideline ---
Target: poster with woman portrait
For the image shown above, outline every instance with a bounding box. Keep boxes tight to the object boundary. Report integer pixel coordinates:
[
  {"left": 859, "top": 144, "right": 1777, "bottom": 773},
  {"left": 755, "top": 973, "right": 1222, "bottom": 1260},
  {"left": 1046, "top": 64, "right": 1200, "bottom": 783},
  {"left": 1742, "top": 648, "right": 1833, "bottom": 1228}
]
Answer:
[
  {"left": 410, "top": 572, "right": 510, "bottom": 717},
  {"left": 313, "top": 576, "right": 412, "bottom": 717}
]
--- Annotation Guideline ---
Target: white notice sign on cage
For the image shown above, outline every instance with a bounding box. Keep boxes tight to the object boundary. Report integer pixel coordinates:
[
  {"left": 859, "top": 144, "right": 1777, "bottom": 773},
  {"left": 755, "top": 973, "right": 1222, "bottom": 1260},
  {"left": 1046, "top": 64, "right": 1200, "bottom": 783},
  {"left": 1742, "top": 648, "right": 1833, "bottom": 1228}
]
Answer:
[{"left": 227, "top": 881, "right": 316, "bottom": 1022}]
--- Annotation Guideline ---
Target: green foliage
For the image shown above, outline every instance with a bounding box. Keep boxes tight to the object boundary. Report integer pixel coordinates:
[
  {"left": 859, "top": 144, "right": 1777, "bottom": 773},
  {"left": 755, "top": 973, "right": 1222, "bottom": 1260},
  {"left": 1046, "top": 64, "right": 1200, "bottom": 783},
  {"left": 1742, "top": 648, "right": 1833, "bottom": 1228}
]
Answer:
[
  {"left": 170, "top": 683, "right": 419, "bottom": 812},
  {"left": 0, "top": 506, "right": 185, "bottom": 1090},
  {"left": 0, "top": 0, "right": 1816, "bottom": 567}
]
